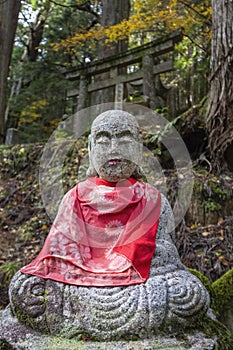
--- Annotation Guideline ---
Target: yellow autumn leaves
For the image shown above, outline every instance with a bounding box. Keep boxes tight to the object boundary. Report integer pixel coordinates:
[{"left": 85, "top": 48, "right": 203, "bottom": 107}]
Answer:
[{"left": 51, "top": 0, "right": 212, "bottom": 52}]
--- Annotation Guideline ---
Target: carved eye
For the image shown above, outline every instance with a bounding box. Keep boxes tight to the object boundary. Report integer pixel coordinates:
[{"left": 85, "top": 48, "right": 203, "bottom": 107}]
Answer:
[
  {"left": 95, "top": 131, "right": 111, "bottom": 145},
  {"left": 96, "top": 135, "right": 110, "bottom": 144},
  {"left": 117, "top": 131, "right": 134, "bottom": 143},
  {"left": 121, "top": 135, "right": 133, "bottom": 142}
]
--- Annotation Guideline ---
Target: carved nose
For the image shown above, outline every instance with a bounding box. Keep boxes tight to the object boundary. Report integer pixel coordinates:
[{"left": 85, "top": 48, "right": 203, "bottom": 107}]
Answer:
[{"left": 109, "top": 138, "right": 118, "bottom": 152}]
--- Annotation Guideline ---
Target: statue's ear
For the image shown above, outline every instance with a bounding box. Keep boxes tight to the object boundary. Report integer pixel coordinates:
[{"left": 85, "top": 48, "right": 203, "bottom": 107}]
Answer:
[
  {"left": 88, "top": 134, "right": 92, "bottom": 152},
  {"left": 86, "top": 134, "right": 98, "bottom": 177}
]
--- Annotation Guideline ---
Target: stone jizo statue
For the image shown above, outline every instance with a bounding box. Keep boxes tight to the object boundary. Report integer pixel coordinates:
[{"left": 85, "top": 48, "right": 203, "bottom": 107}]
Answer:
[{"left": 9, "top": 110, "right": 210, "bottom": 341}]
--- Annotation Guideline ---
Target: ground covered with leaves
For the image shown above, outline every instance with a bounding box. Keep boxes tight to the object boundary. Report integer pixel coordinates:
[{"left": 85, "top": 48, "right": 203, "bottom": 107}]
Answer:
[{"left": 0, "top": 142, "right": 233, "bottom": 309}]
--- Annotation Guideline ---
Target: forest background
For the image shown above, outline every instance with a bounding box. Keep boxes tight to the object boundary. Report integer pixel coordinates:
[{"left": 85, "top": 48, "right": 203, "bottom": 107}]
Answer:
[{"left": 0, "top": 0, "right": 233, "bottom": 330}]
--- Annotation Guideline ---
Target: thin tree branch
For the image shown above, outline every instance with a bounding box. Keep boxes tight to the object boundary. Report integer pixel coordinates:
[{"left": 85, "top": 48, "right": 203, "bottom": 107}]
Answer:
[
  {"left": 48, "top": 0, "right": 99, "bottom": 18},
  {"left": 179, "top": 0, "right": 212, "bottom": 25},
  {"left": 184, "top": 33, "right": 210, "bottom": 55}
]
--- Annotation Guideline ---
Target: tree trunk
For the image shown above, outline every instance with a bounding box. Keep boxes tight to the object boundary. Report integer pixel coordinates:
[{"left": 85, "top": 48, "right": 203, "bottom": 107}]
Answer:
[
  {"left": 21, "top": 12, "right": 46, "bottom": 62},
  {"left": 100, "top": 0, "right": 130, "bottom": 58},
  {"left": 0, "top": 0, "right": 21, "bottom": 143},
  {"left": 6, "top": 3, "right": 50, "bottom": 131},
  {"left": 206, "top": 0, "right": 233, "bottom": 173},
  {"left": 92, "top": 0, "right": 130, "bottom": 107}
]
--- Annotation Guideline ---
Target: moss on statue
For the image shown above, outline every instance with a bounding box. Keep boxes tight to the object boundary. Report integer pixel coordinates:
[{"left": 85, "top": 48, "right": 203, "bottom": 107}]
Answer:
[
  {"left": 0, "top": 340, "right": 15, "bottom": 350},
  {"left": 189, "top": 268, "right": 218, "bottom": 311},
  {"left": 194, "top": 317, "right": 233, "bottom": 350},
  {"left": 189, "top": 268, "right": 214, "bottom": 294},
  {"left": 47, "top": 337, "right": 86, "bottom": 350}
]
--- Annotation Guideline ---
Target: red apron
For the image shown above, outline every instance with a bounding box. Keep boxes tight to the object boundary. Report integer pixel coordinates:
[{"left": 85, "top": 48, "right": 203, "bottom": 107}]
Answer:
[{"left": 21, "top": 178, "right": 161, "bottom": 286}]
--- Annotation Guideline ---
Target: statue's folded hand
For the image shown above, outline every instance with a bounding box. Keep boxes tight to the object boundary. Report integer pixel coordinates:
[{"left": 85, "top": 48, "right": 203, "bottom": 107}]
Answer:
[{"left": 9, "top": 270, "right": 47, "bottom": 330}]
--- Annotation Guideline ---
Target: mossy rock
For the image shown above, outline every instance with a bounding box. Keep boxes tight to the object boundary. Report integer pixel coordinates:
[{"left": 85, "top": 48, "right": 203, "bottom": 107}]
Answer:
[
  {"left": 189, "top": 268, "right": 233, "bottom": 315},
  {"left": 212, "top": 269, "right": 233, "bottom": 334},
  {"left": 188, "top": 268, "right": 233, "bottom": 349},
  {"left": 212, "top": 269, "right": 233, "bottom": 313}
]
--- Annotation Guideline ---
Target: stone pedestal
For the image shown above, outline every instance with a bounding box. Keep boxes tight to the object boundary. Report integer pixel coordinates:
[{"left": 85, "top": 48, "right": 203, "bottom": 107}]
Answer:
[{"left": 0, "top": 308, "right": 217, "bottom": 350}]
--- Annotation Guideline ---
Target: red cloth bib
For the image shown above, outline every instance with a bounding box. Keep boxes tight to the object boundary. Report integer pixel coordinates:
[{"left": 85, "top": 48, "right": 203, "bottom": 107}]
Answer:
[{"left": 21, "top": 178, "right": 161, "bottom": 286}]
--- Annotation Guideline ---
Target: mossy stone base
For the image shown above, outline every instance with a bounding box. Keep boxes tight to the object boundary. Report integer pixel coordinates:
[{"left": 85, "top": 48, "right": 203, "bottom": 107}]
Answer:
[
  {"left": 0, "top": 335, "right": 217, "bottom": 350},
  {"left": 0, "top": 308, "right": 217, "bottom": 350}
]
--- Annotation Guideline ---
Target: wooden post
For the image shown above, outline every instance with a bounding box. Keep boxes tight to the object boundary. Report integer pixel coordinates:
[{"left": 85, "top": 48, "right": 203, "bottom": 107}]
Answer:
[
  {"left": 142, "top": 55, "right": 157, "bottom": 109},
  {"left": 77, "top": 74, "right": 88, "bottom": 111},
  {"left": 115, "top": 83, "right": 124, "bottom": 109}
]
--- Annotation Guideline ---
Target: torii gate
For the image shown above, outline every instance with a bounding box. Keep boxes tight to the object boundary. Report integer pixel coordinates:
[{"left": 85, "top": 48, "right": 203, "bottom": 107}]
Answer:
[{"left": 66, "top": 30, "right": 183, "bottom": 111}]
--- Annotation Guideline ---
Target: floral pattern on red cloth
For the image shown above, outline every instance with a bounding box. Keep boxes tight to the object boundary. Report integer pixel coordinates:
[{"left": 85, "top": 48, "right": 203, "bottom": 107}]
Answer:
[{"left": 21, "top": 178, "right": 161, "bottom": 286}]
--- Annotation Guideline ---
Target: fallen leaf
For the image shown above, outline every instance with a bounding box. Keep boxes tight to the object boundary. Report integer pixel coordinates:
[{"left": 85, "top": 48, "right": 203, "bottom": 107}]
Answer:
[
  {"left": 218, "top": 256, "right": 229, "bottom": 266},
  {"left": 201, "top": 231, "right": 212, "bottom": 237}
]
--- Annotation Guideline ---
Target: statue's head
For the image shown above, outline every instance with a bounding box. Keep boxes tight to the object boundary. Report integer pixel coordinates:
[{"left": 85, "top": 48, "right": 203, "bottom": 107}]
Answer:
[{"left": 87, "top": 110, "right": 144, "bottom": 182}]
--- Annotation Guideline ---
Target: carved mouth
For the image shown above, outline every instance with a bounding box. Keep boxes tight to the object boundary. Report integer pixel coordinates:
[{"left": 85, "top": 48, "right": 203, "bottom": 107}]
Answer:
[{"left": 107, "top": 159, "right": 122, "bottom": 166}]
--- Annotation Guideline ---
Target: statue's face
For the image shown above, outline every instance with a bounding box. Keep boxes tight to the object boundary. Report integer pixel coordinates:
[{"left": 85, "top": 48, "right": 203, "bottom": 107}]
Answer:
[{"left": 90, "top": 113, "right": 142, "bottom": 182}]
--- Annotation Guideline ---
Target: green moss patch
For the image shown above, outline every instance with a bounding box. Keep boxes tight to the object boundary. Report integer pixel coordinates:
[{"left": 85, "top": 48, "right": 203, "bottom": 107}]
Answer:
[{"left": 212, "top": 269, "right": 233, "bottom": 314}]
